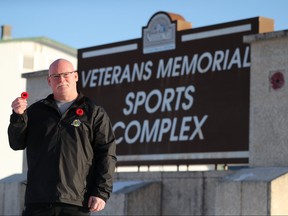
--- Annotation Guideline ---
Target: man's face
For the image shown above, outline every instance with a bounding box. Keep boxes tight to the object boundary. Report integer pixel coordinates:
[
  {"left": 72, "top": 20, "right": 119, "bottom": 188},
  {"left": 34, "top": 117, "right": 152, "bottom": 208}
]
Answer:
[{"left": 47, "top": 61, "right": 78, "bottom": 99}]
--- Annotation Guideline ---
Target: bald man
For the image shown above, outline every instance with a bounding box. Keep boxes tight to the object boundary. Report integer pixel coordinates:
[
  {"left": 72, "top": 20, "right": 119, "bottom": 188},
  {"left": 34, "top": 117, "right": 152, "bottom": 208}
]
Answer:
[{"left": 8, "top": 59, "right": 117, "bottom": 216}]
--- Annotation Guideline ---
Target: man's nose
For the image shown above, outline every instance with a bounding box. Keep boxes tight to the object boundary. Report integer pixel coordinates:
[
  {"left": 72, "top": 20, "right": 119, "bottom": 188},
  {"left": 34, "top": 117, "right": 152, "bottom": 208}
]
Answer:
[{"left": 59, "top": 75, "right": 66, "bottom": 81}]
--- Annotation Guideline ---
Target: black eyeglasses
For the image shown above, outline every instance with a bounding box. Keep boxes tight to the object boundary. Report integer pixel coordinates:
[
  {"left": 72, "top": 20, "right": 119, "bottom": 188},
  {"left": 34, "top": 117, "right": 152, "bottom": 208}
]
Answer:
[{"left": 49, "top": 71, "right": 77, "bottom": 79}]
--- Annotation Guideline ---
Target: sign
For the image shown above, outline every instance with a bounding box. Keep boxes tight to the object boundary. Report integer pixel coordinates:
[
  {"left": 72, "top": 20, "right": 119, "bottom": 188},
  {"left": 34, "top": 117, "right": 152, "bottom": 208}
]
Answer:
[{"left": 77, "top": 12, "right": 273, "bottom": 166}]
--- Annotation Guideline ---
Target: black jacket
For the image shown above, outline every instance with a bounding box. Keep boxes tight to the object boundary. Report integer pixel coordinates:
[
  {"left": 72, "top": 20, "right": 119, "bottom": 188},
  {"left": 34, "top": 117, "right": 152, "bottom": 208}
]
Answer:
[{"left": 8, "top": 93, "right": 117, "bottom": 207}]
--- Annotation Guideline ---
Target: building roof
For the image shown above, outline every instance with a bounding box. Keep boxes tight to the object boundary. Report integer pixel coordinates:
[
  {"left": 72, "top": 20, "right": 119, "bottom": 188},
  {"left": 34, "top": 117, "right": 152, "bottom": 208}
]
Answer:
[
  {"left": 21, "top": 70, "right": 48, "bottom": 78},
  {"left": 0, "top": 36, "right": 76, "bottom": 56},
  {"left": 0, "top": 173, "right": 27, "bottom": 183}
]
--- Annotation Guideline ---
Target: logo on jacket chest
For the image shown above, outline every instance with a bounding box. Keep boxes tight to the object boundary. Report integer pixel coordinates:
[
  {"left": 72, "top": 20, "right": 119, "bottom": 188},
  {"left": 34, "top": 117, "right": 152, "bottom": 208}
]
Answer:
[{"left": 71, "top": 119, "right": 82, "bottom": 127}]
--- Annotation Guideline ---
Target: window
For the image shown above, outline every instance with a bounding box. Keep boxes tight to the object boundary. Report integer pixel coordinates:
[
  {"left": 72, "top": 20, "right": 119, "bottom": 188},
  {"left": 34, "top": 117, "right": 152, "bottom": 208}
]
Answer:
[{"left": 23, "top": 56, "right": 34, "bottom": 70}]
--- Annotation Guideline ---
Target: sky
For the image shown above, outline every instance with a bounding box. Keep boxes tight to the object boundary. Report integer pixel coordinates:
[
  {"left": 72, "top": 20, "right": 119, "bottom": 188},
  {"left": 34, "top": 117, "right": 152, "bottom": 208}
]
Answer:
[{"left": 1, "top": 0, "right": 288, "bottom": 49}]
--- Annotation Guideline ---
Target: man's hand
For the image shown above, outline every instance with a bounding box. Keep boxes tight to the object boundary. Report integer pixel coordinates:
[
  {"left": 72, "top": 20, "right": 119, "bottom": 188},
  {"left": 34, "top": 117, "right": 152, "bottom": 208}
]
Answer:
[
  {"left": 11, "top": 97, "right": 27, "bottom": 114},
  {"left": 88, "top": 196, "right": 106, "bottom": 212}
]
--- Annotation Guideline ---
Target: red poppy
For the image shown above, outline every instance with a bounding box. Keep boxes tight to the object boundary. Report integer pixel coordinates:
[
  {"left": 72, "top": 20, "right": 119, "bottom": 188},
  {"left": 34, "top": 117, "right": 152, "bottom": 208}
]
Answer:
[
  {"left": 21, "top": 92, "right": 29, "bottom": 99},
  {"left": 270, "top": 72, "right": 284, "bottom": 90},
  {"left": 76, "top": 108, "right": 84, "bottom": 116}
]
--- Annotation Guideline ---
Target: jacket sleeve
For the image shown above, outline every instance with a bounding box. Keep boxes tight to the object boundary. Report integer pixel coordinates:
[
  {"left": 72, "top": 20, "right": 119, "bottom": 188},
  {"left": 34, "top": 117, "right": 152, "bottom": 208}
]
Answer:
[
  {"left": 91, "top": 107, "right": 117, "bottom": 202},
  {"left": 8, "top": 110, "right": 28, "bottom": 150}
]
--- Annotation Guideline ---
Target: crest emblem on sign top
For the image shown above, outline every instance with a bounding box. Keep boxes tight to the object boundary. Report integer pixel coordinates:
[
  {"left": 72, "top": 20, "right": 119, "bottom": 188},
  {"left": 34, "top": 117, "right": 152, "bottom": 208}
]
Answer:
[{"left": 143, "top": 12, "right": 176, "bottom": 54}]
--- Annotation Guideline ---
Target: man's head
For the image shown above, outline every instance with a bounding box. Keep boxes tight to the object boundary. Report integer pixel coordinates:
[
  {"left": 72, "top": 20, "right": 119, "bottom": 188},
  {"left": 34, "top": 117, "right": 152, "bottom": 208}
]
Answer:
[{"left": 48, "top": 59, "right": 78, "bottom": 102}]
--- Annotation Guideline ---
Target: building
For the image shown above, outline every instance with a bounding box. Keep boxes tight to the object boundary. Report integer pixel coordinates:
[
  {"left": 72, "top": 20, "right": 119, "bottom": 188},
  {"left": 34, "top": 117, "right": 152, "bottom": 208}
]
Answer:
[{"left": 0, "top": 25, "right": 77, "bottom": 179}]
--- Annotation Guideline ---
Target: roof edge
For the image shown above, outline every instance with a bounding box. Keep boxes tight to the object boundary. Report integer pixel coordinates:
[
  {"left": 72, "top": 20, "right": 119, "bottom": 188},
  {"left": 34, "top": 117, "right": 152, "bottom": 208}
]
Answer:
[{"left": 0, "top": 36, "right": 76, "bottom": 56}]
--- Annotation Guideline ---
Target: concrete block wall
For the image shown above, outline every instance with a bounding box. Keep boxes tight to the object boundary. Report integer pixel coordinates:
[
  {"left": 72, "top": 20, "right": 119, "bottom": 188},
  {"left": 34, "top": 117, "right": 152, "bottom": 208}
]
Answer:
[
  {"left": 1, "top": 169, "right": 288, "bottom": 215},
  {"left": 215, "top": 167, "right": 288, "bottom": 215},
  {"left": 0, "top": 171, "right": 234, "bottom": 215},
  {"left": 113, "top": 171, "right": 232, "bottom": 215}
]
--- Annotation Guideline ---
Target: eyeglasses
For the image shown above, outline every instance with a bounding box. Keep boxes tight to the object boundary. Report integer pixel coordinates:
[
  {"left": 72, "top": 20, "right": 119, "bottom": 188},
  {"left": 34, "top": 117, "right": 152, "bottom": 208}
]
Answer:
[{"left": 49, "top": 71, "right": 77, "bottom": 79}]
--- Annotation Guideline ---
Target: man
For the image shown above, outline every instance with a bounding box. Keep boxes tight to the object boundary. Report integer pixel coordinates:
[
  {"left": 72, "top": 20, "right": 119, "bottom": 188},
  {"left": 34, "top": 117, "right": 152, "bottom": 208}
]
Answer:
[{"left": 8, "top": 59, "right": 117, "bottom": 215}]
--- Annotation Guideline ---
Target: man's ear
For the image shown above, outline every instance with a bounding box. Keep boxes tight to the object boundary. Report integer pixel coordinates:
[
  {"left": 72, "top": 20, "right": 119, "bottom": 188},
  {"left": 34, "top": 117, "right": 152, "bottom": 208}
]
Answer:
[
  {"left": 47, "top": 76, "right": 51, "bottom": 86},
  {"left": 75, "top": 71, "right": 79, "bottom": 82}
]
